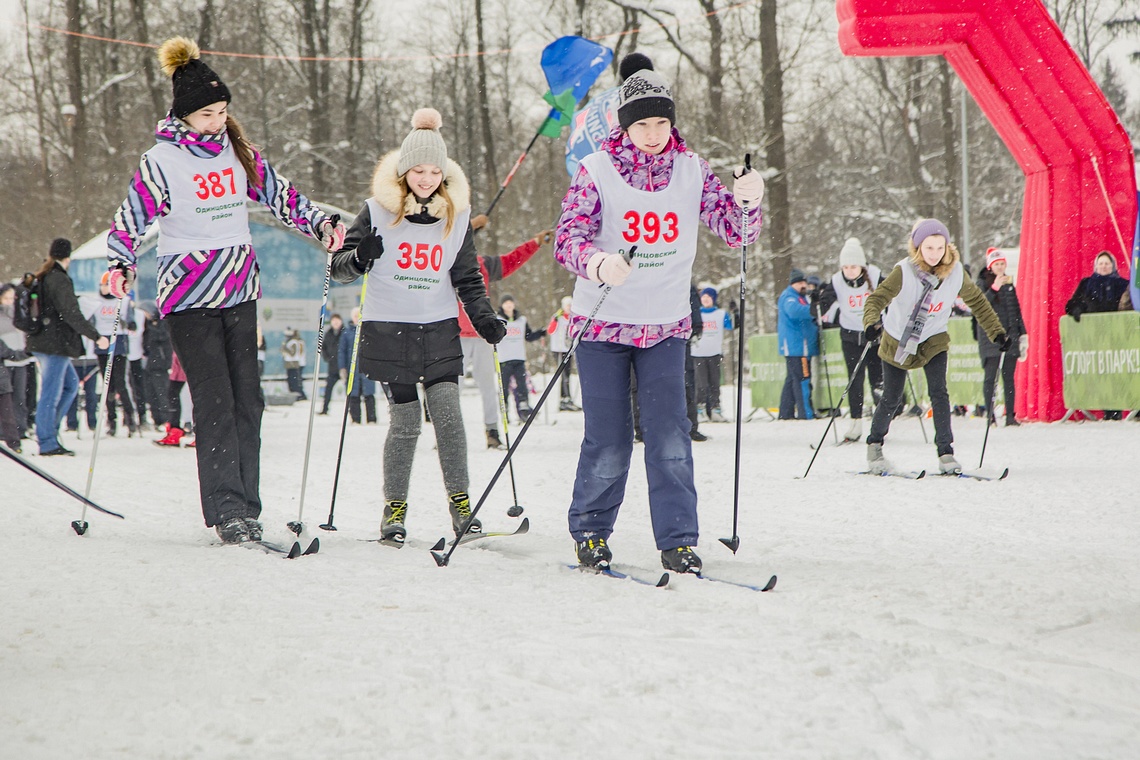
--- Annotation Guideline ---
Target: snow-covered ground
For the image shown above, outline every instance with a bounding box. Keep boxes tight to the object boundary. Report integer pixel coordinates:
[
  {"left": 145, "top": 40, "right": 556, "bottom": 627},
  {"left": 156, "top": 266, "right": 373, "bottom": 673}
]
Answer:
[{"left": 3, "top": 379, "right": 1139, "bottom": 759}]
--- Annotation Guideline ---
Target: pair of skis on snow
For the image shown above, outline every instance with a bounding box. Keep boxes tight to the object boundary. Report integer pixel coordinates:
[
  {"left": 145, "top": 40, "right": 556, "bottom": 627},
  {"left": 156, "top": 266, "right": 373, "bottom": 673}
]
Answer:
[
  {"left": 569, "top": 564, "right": 778, "bottom": 592},
  {"left": 856, "top": 467, "right": 1009, "bottom": 481}
]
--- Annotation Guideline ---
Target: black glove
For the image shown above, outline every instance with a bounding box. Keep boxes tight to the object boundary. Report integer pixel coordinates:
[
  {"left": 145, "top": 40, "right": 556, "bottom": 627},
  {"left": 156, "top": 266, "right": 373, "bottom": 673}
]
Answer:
[
  {"left": 353, "top": 231, "right": 384, "bottom": 270},
  {"left": 995, "top": 333, "right": 1012, "bottom": 352},
  {"left": 1069, "top": 308, "right": 1082, "bottom": 323},
  {"left": 864, "top": 323, "right": 882, "bottom": 344},
  {"left": 475, "top": 316, "right": 507, "bottom": 345}
]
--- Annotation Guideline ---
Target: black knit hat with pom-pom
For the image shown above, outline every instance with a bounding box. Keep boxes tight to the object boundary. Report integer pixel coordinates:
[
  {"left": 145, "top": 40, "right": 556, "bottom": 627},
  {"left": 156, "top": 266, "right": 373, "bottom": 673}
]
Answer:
[{"left": 617, "top": 52, "right": 675, "bottom": 130}]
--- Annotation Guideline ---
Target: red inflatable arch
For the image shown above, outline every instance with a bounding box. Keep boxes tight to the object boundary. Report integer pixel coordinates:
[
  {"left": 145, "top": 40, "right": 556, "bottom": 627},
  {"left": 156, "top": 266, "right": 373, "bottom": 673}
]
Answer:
[{"left": 837, "top": 0, "right": 1137, "bottom": 421}]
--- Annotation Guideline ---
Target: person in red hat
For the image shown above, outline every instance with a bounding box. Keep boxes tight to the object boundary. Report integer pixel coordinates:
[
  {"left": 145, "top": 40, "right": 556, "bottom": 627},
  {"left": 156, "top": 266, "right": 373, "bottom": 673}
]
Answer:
[{"left": 974, "top": 248, "right": 1026, "bottom": 426}]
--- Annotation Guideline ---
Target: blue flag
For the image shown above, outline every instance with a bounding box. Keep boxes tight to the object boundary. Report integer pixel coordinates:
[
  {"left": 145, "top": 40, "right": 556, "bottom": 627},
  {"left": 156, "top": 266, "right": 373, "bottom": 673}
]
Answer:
[{"left": 541, "top": 37, "right": 613, "bottom": 102}]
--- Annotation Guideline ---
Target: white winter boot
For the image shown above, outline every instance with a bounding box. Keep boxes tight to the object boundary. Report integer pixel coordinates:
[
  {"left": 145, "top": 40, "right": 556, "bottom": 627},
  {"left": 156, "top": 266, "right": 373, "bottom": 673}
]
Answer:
[
  {"left": 938, "top": 454, "right": 963, "bottom": 475},
  {"left": 844, "top": 418, "right": 863, "bottom": 442},
  {"left": 867, "top": 443, "right": 891, "bottom": 475}
]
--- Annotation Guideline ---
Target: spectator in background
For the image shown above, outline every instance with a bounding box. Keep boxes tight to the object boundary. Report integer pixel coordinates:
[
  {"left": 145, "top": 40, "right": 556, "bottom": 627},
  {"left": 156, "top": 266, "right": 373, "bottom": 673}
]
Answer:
[
  {"left": 817, "top": 237, "right": 885, "bottom": 441},
  {"left": 126, "top": 299, "right": 150, "bottom": 429},
  {"left": 547, "top": 295, "right": 580, "bottom": 412},
  {"left": 975, "top": 248, "right": 1026, "bottom": 427},
  {"left": 462, "top": 218, "right": 549, "bottom": 447},
  {"left": 1065, "top": 250, "right": 1130, "bottom": 319},
  {"left": 26, "top": 238, "right": 109, "bottom": 456},
  {"left": 1064, "top": 250, "right": 1130, "bottom": 420},
  {"left": 66, "top": 315, "right": 100, "bottom": 435},
  {"left": 92, "top": 272, "right": 139, "bottom": 436},
  {"left": 319, "top": 313, "right": 344, "bottom": 415},
  {"left": 338, "top": 307, "right": 376, "bottom": 424},
  {"left": 281, "top": 327, "right": 307, "bottom": 401},
  {"left": 0, "top": 284, "right": 35, "bottom": 441},
  {"left": 777, "top": 268, "right": 818, "bottom": 420},
  {"left": 142, "top": 304, "right": 173, "bottom": 429},
  {"left": 0, "top": 288, "right": 30, "bottom": 452},
  {"left": 692, "top": 286, "right": 732, "bottom": 423},
  {"left": 497, "top": 294, "right": 546, "bottom": 424}
]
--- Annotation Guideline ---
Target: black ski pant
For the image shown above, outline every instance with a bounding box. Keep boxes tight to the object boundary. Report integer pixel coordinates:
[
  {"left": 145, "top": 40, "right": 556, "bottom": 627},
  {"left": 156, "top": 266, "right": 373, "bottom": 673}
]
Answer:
[
  {"left": 841, "top": 338, "right": 883, "bottom": 419},
  {"left": 500, "top": 359, "right": 529, "bottom": 417},
  {"left": 321, "top": 360, "right": 340, "bottom": 413},
  {"left": 553, "top": 351, "right": 574, "bottom": 401},
  {"left": 868, "top": 351, "right": 953, "bottom": 456},
  {"left": 97, "top": 354, "right": 135, "bottom": 428},
  {"left": 167, "top": 301, "right": 264, "bottom": 527},
  {"left": 128, "top": 358, "right": 147, "bottom": 424},
  {"left": 692, "top": 355, "right": 722, "bottom": 416},
  {"left": 145, "top": 366, "right": 172, "bottom": 426},
  {"left": 981, "top": 354, "right": 1016, "bottom": 423}
]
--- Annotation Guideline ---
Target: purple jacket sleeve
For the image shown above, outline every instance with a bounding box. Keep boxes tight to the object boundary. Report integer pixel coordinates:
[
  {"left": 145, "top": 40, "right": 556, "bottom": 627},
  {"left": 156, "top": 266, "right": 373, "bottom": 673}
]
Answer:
[{"left": 553, "top": 165, "right": 603, "bottom": 278}]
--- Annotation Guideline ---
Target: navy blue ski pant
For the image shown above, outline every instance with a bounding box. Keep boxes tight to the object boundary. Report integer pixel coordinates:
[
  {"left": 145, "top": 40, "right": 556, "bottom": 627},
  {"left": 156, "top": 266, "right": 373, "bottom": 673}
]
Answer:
[{"left": 568, "top": 337, "right": 698, "bottom": 551}]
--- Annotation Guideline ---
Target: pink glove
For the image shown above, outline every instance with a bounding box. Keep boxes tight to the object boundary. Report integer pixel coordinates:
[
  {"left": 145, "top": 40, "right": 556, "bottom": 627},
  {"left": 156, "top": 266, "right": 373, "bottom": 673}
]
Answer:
[
  {"left": 586, "top": 252, "right": 632, "bottom": 287},
  {"left": 320, "top": 218, "right": 347, "bottom": 252},
  {"left": 107, "top": 268, "right": 135, "bottom": 299}
]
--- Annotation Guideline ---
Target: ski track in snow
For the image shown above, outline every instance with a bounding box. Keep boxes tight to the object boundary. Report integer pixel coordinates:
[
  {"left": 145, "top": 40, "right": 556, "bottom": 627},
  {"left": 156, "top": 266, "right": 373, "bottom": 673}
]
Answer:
[{"left": 2, "top": 384, "right": 1139, "bottom": 759}]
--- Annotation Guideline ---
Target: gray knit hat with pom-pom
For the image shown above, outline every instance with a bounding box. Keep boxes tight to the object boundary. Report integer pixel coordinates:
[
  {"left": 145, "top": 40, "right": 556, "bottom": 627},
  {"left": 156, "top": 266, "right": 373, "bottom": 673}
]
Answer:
[{"left": 398, "top": 108, "right": 449, "bottom": 178}]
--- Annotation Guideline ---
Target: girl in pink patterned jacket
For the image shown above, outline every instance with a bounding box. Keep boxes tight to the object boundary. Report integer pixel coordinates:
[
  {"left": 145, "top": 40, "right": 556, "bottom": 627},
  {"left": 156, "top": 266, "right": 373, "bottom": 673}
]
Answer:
[{"left": 554, "top": 52, "right": 764, "bottom": 575}]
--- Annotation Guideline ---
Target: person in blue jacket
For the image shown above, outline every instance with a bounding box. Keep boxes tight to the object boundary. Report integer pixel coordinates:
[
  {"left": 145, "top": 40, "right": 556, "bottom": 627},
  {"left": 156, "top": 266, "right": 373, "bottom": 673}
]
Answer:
[
  {"left": 777, "top": 268, "right": 818, "bottom": 420},
  {"left": 337, "top": 307, "right": 376, "bottom": 424}
]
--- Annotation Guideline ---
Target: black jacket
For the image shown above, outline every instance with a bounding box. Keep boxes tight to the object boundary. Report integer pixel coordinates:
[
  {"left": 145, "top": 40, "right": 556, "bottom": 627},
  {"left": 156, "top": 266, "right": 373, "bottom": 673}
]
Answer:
[
  {"left": 330, "top": 203, "right": 495, "bottom": 386},
  {"left": 974, "top": 270, "right": 1025, "bottom": 359},
  {"left": 25, "top": 263, "right": 102, "bottom": 357},
  {"left": 1065, "top": 273, "right": 1129, "bottom": 319}
]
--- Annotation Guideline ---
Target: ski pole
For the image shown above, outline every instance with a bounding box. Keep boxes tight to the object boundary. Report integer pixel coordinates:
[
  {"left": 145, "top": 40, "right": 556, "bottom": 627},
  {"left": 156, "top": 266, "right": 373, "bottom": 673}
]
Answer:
[
  {"left": 800, "top": 341, "right": 874, "bottom": 480},
  {"left": 491, "top": 345, "right": 525, "bottom": 517},
  {"left": 978, "top": 350, "right": 1005, "bottom": 468},
  {"left": 906, "top": 373, "right": 929, "bottom": 443},
  {"left": 290, "top": 234, "right": 337, "bottom": 537},
  {"left": 433, "top": 246, "right": 638, "bottom": 566},
  {"left": 815, "top": 309, "right": 839, "bottom": 444},
  {"left": 2, "top": 445, "right": 125, "bottom": 519},
  {"left": 320, "top": 271, "right": 369, "bottom": 532},
  {"left": 722, "top": 155, "right": 753, "bottom": 554},
  {"left": 481, "top": 129, "right": 543, "bottom": 222},
  {"left": 75, "top": 298, "right": 125, "bottom": 535}
]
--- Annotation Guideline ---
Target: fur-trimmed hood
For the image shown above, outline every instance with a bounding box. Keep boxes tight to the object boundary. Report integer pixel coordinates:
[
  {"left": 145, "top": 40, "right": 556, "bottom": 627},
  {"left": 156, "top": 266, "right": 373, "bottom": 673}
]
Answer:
[
  {"left": 907, "top": 240, "right": 960, "bottom": 281},
  {"left": 370, "top": 150, "right": 470, "bottom": 219}
]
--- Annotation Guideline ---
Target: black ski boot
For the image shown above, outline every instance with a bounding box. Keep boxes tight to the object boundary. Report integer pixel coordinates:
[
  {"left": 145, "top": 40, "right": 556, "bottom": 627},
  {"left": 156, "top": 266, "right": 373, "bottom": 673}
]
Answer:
[
  {"left": 215, "top": 516, "right": 251, "bottom": 544},
  {"left": 486, "top": 428, "right": 504, "bottom": 450},
  {"left": 382, "top": 500, "right": 408, "bottom": 543},
  {"left": 448, "top": 493, "right": 481, "bottom": 536},
  {"left": 575, "top": 537, "right": 612, "bottom": 570},
  {"left": 661, "top": 546, "right": 702, "bottom": 574},
  {"left": 243, "top": 518, "right": 264, "bottom": 542}
]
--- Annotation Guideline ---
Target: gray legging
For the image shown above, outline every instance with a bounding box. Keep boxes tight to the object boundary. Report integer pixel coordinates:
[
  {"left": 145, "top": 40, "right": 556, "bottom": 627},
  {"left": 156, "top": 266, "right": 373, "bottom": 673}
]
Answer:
[{"left": 382, "top": 378, "right": 468, "bottom": 502}]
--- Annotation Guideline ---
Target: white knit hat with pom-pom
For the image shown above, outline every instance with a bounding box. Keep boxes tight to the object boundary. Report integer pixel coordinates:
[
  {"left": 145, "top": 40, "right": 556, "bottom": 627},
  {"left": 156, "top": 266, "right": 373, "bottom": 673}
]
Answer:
[{"left": 398, "top": 108, "right": 449, "bottom": 178}]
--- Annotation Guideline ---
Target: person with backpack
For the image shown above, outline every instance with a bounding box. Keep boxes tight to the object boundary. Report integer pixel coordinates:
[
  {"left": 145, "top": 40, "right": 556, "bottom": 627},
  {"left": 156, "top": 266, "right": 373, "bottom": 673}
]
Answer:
[{"left": 25, "top": 239, "right": 109, "bottom": 456}]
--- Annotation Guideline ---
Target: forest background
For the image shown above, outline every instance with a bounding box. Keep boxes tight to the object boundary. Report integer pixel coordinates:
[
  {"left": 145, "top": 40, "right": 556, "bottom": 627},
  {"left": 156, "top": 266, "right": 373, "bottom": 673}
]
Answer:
[{"left": 0, "top": 0, "right": 1138, "bottom": 333}]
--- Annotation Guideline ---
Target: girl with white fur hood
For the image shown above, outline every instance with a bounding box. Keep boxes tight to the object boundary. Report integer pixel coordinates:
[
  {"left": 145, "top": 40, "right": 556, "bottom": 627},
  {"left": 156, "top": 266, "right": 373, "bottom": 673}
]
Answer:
[{"left": 331, "top": 109, "right": 505, "bottom": 545}]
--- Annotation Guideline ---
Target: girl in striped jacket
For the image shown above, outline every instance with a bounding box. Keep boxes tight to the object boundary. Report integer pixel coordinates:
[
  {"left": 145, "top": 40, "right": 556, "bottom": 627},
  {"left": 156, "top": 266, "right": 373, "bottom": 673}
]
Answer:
[{"left": 105, "top": 37, "right": 345, "bottom": 545}]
